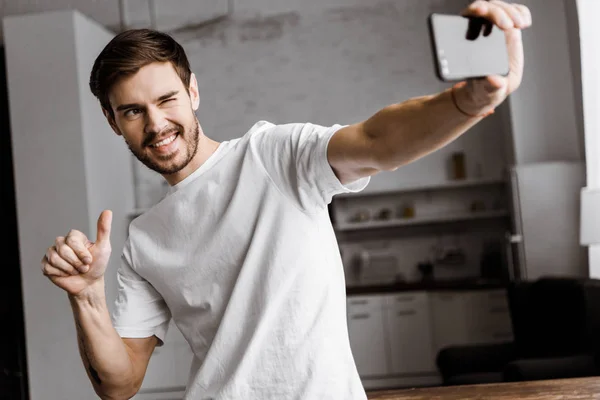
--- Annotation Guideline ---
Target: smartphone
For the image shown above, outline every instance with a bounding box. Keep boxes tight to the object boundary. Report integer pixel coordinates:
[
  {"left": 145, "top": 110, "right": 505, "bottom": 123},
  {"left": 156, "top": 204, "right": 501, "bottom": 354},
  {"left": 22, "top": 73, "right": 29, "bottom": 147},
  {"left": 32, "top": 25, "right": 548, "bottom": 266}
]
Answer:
[{"left": 428, "top": 13, "right": 509, "bottom": 81}]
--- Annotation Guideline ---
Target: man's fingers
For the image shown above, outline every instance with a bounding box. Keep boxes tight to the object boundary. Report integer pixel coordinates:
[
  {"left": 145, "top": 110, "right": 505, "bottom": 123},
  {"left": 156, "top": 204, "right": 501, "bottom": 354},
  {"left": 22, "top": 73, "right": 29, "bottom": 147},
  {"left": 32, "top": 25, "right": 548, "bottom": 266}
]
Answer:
[
  {"left": 41, "top": 258, "right": 70, "bottom": 278},
  {"left": 65, "top": 230, "right": 93, "bottom": 265},
  {"left": 41, "top": 266, "right": 68, "bottom": 277},
  {"left": 490, "top": 1, "right": 528, "bottom": 29},
  {"left": 43, "top": 250, "right": 80, "bottom": 276},
  {"left": 55, "top": 236, "right": 86, "bottom": 271},
  {"left": 484, "top": 75, "right": 507, "bottom": 91},
  {"left": 462, "top": 1, "right": 514, "bottom": 30},
  {"left": 513, "top": 4, "right": 532, "bottom": 26},
  {"left": 96, "top": 210, "right": 113, "bottom": 246}
]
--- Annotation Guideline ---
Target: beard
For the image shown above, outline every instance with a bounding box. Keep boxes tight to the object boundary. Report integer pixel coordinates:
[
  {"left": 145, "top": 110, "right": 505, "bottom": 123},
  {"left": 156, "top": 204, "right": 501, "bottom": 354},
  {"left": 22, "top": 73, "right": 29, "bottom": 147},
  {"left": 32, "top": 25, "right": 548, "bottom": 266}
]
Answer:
[{"left": 126, "top": 118, "right": 200, "bottom": 175}]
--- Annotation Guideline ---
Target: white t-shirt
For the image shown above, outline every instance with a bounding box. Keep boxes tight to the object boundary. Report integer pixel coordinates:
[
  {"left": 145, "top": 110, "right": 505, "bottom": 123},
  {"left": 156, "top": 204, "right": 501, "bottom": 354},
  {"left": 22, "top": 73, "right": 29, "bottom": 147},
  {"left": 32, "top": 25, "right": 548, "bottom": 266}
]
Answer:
[{"left": 111, "top": 120, "right": 370, "bottom": 399}]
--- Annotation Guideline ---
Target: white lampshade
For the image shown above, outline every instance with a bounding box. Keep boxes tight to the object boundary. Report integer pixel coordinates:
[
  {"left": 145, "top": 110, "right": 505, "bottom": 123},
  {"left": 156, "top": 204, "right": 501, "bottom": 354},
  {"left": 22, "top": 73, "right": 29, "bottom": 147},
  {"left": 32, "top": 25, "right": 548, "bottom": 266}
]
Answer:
[{"left": 580, "top": 187, "right": 600, "bottom": 245}]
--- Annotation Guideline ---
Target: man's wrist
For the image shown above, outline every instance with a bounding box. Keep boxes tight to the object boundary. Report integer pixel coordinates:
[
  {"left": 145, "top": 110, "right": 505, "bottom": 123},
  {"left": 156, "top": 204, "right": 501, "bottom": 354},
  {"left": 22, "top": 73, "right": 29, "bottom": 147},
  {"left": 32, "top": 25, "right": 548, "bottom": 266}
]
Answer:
[
  {"left": 451, "top": 81, "right": 497, "bottom": 118},
  {"left": 70, "top": 279, "right": 106, "bottom": 307}
]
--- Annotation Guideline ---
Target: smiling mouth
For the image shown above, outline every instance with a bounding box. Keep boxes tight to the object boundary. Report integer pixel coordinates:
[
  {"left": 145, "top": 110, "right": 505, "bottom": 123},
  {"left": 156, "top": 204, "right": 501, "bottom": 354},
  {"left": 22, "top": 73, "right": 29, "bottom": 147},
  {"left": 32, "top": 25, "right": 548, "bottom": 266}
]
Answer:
[{"left": 149, "top": 133, "right": 178, "bottom": 148}]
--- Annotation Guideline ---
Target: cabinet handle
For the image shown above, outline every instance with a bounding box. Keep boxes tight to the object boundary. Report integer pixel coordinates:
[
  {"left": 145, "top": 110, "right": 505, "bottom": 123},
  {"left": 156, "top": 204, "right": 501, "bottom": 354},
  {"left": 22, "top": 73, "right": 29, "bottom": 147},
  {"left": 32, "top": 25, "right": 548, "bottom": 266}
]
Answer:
[
  {"left": 395, "top": 296, "right": 415, "bottom": 302},
  {"left": 349, "top": 299, "right": 369, "bottom": 305},
  {"left": 396, "top": 310, "right": 416, "bottom": 317},
  {"left": 351, "top": 313, "right": 371, "bottom": 320}
]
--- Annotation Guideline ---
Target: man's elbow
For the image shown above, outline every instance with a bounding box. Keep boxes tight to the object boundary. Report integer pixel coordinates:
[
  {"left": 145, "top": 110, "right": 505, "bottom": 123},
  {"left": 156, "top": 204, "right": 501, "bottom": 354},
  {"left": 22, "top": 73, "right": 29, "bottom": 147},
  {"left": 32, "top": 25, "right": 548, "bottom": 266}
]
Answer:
[
  {"left": 371, "top": 148, "right": 403, "bottom": 172},
  {"left": 372, "top": 141, "right": 422, "bottom": 172},
  {"left": 95, "top": 382, "right": 138, "bottom": 400},
  {"left": 97, "top": 389, "right": 137, "bottom": 400},
  {"left": 359, "top": 130, "right": 403, "bottom": 173}
]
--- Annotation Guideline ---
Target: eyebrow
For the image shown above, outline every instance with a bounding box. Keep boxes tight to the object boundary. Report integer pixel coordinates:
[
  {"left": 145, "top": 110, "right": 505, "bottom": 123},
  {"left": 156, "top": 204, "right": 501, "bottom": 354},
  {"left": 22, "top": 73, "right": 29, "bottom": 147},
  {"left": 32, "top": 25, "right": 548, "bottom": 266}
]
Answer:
[{"left": 115, "top": 90, "right": 180, "bottom": 112}]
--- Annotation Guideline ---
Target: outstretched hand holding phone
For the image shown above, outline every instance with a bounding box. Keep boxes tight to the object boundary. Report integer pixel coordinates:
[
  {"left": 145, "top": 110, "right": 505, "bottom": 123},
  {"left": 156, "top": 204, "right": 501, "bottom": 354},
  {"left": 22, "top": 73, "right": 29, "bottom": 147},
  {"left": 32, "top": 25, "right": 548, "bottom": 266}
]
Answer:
[{"left": 430, "top": 0, "right": 532, "bottom": 117}]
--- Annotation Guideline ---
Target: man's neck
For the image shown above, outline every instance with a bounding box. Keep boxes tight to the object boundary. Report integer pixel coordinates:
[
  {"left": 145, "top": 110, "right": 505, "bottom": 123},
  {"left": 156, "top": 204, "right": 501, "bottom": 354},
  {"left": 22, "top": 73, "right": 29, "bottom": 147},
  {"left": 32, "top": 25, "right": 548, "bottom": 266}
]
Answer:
[{"left": 163, "top": 131, "right": 221, "bottom": 186}]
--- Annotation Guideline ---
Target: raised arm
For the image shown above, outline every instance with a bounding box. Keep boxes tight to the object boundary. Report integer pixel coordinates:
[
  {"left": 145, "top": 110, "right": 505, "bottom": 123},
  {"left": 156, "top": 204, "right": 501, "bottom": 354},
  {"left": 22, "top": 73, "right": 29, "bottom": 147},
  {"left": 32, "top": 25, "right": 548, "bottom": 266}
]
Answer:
[
  {"left": 327, "top": 0, "right": 532, "bottom": 185},
  {"left": 42, "top": 210, "right": 157, "bottom": 399}
]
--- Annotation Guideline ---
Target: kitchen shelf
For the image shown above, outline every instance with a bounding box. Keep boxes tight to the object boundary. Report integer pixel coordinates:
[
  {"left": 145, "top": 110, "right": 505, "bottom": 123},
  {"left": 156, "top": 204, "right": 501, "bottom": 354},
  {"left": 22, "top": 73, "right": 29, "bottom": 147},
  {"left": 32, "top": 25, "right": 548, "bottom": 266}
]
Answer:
[
  {"left": 334, "top": 210, "right": 510, "bottom": 231},
  {"left": 335, "top": 178, "right": 506, "bottom": 199}
]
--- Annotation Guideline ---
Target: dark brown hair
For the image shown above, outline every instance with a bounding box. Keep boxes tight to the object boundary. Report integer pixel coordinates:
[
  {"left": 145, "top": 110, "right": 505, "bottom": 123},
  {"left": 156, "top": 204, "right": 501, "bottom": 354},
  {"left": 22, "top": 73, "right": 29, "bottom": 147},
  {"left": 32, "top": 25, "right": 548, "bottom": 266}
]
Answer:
[{"left": 89, "top": 29, "right": 192, "bottom": 119}]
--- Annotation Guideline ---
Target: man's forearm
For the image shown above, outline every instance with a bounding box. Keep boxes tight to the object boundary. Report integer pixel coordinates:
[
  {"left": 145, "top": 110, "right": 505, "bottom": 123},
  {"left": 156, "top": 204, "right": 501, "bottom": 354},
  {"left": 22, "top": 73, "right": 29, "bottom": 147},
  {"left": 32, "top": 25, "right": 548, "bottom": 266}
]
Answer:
[
  {"left": 363, "top": 84, "right": 491, "bottom": 171},
  {"left": 69, "top": 279, "right": 135, "bottom": 399}
]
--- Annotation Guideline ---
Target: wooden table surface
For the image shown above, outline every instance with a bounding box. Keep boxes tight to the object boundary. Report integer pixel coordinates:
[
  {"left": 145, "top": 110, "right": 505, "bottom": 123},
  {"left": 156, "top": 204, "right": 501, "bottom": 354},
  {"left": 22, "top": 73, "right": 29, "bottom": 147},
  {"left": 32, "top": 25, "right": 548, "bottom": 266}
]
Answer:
[{"left": 367, "top": 377, "right": 600, "bottom": 399}]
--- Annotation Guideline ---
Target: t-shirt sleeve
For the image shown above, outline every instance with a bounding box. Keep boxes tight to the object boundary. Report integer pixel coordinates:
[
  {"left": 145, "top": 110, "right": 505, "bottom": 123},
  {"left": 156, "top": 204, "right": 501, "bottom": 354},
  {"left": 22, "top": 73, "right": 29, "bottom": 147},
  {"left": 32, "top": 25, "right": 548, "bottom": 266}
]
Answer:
[
  {"left": 251, "top": 121, "right": 370, "bottom": 211},
  {"left": 111, "top": 240, "right": 171, "bottom": 346}
]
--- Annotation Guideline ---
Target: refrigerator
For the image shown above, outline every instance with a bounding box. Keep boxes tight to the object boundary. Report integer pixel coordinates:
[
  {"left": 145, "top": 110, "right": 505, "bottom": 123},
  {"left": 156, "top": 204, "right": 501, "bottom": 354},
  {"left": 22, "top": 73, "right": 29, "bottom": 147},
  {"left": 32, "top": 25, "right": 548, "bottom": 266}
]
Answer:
[{"left": 506, "top": 161, "right": 588, "bottom": 280}]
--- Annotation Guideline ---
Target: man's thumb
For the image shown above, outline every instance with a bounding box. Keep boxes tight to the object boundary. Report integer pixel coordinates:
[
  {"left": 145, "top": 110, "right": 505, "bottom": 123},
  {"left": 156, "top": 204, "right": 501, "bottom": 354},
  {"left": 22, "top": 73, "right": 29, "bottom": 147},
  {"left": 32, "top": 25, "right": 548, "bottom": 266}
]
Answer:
[{"left": 96, "top": 210, "right": 113, "bottom": 245}]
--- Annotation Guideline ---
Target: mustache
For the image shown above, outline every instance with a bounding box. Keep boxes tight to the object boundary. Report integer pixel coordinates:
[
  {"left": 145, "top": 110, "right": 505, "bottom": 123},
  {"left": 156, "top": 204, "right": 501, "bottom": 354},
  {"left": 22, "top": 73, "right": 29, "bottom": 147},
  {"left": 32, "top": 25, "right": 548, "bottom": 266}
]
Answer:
[{"left": 143, "top": 127, "right": 181, "bottom": 147}]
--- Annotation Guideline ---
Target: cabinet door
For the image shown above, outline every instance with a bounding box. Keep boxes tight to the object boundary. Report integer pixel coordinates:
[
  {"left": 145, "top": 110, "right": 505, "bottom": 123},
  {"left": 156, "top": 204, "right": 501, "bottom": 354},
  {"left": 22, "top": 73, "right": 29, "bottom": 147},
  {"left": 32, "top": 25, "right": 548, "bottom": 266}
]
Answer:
[
  {"left": 347, "top": 295, "right": 389, "bottom": 377},
  {"left": 385, "top": 293, "right": 436, "bottom": 374},
  {"left": 468, "top": 290, "right": 513, "bottom": 344},
  {"left": 430, "top": 292, "right": 471, "bottom": 355}
]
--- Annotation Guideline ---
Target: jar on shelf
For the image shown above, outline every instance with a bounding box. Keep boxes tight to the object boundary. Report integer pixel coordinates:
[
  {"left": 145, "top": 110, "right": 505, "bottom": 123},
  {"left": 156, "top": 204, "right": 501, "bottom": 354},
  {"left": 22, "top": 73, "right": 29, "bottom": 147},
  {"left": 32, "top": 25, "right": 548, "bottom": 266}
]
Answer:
[
  {"left": 350, "top": 209, "right": 371, "bottom": 223},
  {"left": 398, "top": 203, "right": 415, "bottom": 219},
  {"left": 451, "top": 152, "right": 467, "bottom": 180}
]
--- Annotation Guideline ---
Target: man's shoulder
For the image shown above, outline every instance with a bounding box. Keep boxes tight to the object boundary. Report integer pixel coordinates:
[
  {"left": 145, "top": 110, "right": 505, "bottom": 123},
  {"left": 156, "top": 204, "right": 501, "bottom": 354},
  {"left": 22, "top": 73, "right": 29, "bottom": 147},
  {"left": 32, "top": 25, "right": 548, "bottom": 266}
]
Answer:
[
  {"left": 243, "top": 120, "right": 318, "bottom": 139},
  {"left": 244, "top": 121, "right": 327, "bottom": 147},
  {"left": 239, "top": 120, "right": 277, "bottom": 140},
  {"left": 247, "top": 120, "right": 275, "bottom": 133}
]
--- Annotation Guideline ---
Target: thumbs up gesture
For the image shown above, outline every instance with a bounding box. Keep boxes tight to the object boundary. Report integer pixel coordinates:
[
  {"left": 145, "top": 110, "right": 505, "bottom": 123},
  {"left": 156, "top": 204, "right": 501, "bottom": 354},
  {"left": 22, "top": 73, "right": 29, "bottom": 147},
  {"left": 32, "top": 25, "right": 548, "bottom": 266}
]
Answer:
[{"left": 41, "top": 210, "right": 113, "bottom": 296}]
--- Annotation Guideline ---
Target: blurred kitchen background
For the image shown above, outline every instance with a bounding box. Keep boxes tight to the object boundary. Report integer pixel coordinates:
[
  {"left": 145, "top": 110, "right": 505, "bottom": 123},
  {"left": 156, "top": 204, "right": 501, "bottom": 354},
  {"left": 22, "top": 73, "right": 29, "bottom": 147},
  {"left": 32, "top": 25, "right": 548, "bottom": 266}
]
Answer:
[{"left": 3, "top": 0, "right": 600, "bottom": 399}]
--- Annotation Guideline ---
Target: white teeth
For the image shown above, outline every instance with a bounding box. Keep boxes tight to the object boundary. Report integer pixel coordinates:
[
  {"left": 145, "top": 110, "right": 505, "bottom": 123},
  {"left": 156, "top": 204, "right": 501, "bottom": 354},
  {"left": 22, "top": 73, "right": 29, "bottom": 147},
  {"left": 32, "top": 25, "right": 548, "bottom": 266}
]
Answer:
[{"left": 151, "top": 134, "right": 177, "bottom": 148}]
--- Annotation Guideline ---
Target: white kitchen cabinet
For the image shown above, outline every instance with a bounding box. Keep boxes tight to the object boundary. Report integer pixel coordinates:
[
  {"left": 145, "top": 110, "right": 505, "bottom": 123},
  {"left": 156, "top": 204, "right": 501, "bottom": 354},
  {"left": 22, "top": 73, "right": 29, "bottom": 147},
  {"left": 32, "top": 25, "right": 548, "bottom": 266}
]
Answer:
[
  {"left": 385, "top": 292, "right": 436, "bottom": 374},
  {"left": 347, "top": 295, "right": 389, "bottom": 377},
  {"left": 467, "top": 289, "right": 513, "bottom": 344},
  {"left": 429, "top": 291, "right": 472, "bottom": 356},
  {"left": 430, "top": 289, "right": 513, "bottom": 357},
  {"left": 348, "top": 289, "right": 512, "bottom": 389}
]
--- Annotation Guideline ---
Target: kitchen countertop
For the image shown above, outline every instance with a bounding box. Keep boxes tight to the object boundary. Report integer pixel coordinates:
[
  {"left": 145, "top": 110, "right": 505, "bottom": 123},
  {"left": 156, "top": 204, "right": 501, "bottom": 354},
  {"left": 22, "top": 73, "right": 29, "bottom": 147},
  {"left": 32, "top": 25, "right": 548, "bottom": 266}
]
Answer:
[
  {"left": 346, "top": 278, "right": 507, "bottom": 295},
  {"left": 366, "top": 377, "right": 600, "bottom": 399}
]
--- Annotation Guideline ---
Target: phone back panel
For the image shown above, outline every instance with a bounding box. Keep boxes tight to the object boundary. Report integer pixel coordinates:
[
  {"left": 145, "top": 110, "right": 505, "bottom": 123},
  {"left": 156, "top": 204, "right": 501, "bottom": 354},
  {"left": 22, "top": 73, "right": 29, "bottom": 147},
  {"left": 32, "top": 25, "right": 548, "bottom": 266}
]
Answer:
[{"left": 429, "top": 13, "right": 510, "bottom": 81}]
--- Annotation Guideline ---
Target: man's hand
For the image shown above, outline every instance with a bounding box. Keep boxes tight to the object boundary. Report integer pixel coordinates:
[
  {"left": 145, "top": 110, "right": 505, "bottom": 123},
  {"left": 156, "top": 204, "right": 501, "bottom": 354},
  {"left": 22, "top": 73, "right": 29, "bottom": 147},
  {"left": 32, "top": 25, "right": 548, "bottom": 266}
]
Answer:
[
  {"left": 41, "top": 210, "right": 113, "bottom": 297},
  {"left": 455, "top": 0, "right": 533, "bottom": 116},
  {"left": 328, "top": 1, "right": 533, "bottom": 183}
]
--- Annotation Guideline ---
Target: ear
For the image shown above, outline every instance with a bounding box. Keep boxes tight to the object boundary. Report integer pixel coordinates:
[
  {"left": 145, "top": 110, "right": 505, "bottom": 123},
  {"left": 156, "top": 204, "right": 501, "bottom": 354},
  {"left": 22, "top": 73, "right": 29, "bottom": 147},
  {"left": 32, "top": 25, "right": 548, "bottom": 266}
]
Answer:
[
  {"left": 103, "top": 108, "right": 122, "bottom": 136},
  {"left": 189, "top": 73, "right": 200, "bottom": 111}
]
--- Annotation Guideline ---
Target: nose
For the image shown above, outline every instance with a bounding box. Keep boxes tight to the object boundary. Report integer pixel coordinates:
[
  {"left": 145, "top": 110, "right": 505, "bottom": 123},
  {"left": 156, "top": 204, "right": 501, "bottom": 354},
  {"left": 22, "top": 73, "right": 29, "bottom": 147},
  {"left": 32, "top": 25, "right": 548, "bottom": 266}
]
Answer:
[{"left": 144, "top": 105, "right": 168, "bottom": 136}]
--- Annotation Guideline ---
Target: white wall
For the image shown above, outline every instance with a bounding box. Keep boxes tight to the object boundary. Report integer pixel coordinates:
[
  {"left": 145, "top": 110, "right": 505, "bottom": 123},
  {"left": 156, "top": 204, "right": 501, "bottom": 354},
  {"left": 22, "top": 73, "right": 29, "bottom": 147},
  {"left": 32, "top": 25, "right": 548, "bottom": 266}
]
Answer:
[
  {"left": 0, "top": 0, "right": 230, "bottom": 42},
  {"left": 506, "top": 0, "right": 584, "bottom": 165},
  {"left": 235, "top": 0, "right": 470, "bottom": 17},
  {"left": 4, "top": 10, "right": 135, "bottom": 399}
]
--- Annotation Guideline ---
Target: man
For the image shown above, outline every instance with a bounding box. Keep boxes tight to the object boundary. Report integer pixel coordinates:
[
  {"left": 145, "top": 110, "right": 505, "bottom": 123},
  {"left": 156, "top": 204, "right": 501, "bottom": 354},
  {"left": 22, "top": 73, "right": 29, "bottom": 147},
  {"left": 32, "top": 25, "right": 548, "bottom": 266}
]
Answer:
[{"left": 40, "top": 1, "right": 531, "bottom": 399}]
